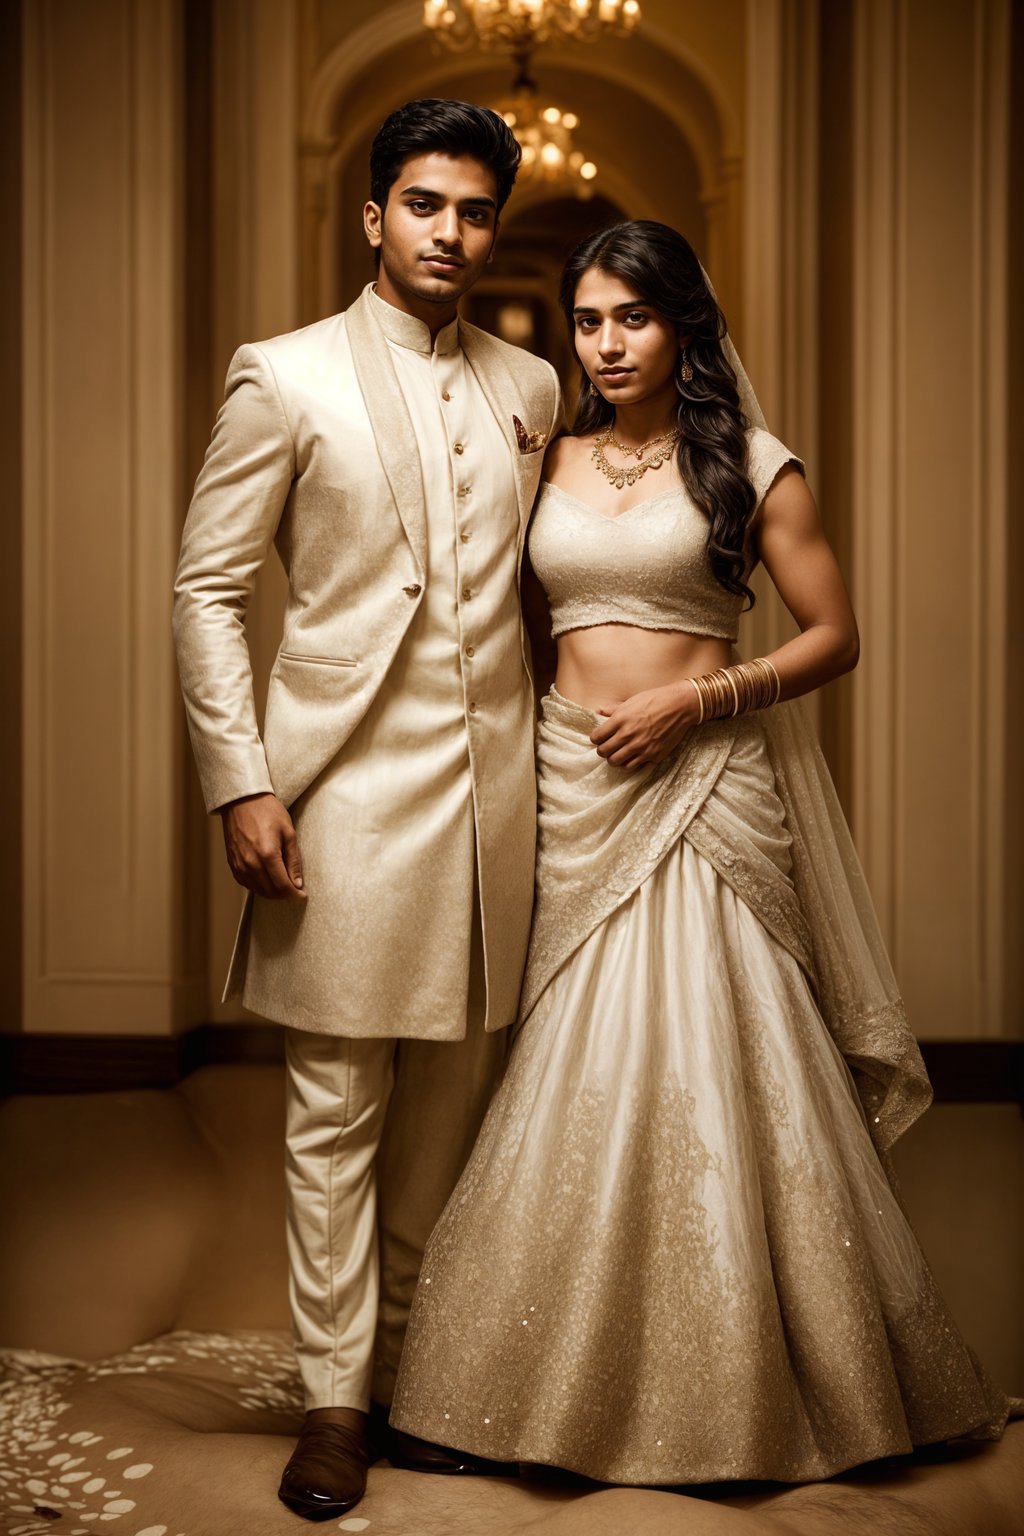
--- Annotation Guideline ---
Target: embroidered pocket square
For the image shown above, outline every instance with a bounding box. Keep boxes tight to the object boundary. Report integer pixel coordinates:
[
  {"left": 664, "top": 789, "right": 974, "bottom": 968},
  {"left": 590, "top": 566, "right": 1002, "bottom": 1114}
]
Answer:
[{"left": 513, "top": 414, "right": 548, "bottom": 454}]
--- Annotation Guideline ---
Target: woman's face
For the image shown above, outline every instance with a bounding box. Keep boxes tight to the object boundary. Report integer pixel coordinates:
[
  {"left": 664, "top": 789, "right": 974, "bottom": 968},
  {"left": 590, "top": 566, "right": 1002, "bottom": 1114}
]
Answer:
[{"left": 572, "top": 267, "right": 682, "bottom": 407}]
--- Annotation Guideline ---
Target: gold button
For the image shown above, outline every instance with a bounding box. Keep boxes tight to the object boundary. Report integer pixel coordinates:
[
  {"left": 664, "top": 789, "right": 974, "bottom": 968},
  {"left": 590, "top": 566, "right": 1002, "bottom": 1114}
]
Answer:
[
  {"left": 461, "top": 585, "right": 473, "bottom": 601},
  {"left": 457, "top": 486, "right": 471, "bottom": 498},
  {"left": 441, "top": 390, "right": 451, "bottom": 401},
  {"left": 459, "top": 530, "right": 471, "bottom": 543},
  {"left": 403, "top": 583, "right": 422, "bottom": 597},
  {"left": 465, "top": 645, "right": 475, "bottom": 658},
  {"left": 468, "top": 701, "right": 478, "bottom": 714},
  {"left": 453, "top": 442, "right": 465, "bottom": 455}
]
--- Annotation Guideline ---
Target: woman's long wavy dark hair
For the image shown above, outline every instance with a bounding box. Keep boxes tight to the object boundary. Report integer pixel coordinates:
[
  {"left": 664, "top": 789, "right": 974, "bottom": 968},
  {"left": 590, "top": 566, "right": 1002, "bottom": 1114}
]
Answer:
[{"left": 560, "top": 220, "right": 756, "bottom": 607}]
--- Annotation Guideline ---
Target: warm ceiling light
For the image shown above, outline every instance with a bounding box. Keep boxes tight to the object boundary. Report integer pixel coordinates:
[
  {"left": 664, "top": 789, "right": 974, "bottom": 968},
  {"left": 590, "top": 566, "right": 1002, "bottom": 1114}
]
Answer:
[
  {"left": 492, "top": 78, "right": 599, "bottom": 191},
  {"left": 455, "top": 0, "right": 621, "bottom": 194},
  {"left": 422, "top": 0, "right": 641, "bottom": 51}
]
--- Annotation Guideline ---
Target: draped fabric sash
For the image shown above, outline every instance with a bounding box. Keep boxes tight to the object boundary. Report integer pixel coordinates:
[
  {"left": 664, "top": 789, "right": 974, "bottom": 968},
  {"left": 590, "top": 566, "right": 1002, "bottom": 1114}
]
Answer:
[{"left": 521, "top": 689, "right": 931, "bottom": 1154}]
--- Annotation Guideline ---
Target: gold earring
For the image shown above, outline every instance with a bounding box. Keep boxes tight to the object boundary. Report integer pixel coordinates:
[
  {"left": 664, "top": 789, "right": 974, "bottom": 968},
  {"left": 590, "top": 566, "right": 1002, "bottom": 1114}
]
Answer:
[
  {"left": 679, "top": 350, "right": 693, "bottom": 384},
  {"left": 588, "top": 379, "right": 599, "bottom": 397}
]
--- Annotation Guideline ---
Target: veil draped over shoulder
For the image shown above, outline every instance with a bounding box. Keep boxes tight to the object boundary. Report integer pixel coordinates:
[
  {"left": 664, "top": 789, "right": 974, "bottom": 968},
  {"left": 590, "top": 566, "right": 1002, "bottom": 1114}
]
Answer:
[{"left": 708, "top": 265, "right": 931, "bottom": 1154}]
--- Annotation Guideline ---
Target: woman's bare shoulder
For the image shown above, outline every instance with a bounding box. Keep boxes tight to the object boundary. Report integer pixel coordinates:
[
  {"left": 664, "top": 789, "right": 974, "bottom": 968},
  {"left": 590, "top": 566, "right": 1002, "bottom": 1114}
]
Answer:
[{"left": 543, "top": 430, "right": 595, "bottom": 485}]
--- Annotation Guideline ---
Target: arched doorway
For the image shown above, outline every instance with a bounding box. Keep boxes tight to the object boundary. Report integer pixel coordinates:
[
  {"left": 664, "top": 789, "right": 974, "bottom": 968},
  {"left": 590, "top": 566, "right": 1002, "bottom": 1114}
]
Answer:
[{"left": 299, "top": 6, "right": 740, "bottom": 330}]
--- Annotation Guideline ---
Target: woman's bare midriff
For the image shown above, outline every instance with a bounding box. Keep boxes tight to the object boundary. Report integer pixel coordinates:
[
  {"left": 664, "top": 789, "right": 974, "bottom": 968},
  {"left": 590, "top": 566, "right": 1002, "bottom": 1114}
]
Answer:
[{"left": 553, "top": 625, "right": 732, "bottom": 712}]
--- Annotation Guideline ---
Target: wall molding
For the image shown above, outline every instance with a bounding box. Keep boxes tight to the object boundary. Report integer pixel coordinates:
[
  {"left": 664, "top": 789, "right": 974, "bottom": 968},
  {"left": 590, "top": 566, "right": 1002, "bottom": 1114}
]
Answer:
[
  {"left": 971, "top": 0, "right": 1010, "bottom": 1033},
  {"left": 849, "top": 0, "right": 1013, "bottom": 1034},
  {"left": 299, "top": 8, "right": 736, "bottom": 323},
  {"left": 850, "top": 0, "right": 903, "bottom": 948},
  {"left": 740, "top": 0, "right": 820, "bottom": 666},
  {"left": 21, "top": 0, "right": 192, "bottom": 1036}
]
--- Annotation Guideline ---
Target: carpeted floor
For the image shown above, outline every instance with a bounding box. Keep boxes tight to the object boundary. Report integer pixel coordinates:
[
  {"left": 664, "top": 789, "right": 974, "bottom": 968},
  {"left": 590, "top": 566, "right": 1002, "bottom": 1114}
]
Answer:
[{"left": 2, "top": 1333, "right": 1022, "bottom": 1536}]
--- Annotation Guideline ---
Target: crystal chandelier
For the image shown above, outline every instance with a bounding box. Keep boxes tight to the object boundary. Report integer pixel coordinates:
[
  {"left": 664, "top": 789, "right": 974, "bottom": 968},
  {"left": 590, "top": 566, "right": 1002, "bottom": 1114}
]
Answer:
[
  {"left": 422, "top": 0, "right": 641, "bottom": 53},
  {"left": 495, "top": 85, "right": 597, "bottom": 188}
]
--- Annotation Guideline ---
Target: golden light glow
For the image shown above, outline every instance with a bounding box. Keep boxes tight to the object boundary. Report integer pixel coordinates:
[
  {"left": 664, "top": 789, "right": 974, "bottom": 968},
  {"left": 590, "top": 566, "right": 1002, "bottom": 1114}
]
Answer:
[
  {"left": 421, "top": 0, "right": 640, "bottom": 51},
  {"left": 492, "top": 84, "right": 599, "bottom": 191},
  {"left": 428, "top": 0, "right": 624, "bottom": 193}
]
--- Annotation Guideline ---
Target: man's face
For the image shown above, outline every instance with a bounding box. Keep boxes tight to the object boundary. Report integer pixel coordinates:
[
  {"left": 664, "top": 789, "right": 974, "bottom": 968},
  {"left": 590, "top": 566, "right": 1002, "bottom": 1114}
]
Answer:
[{"left": 364, "top": 152, "right": 500, "bottom": 313}]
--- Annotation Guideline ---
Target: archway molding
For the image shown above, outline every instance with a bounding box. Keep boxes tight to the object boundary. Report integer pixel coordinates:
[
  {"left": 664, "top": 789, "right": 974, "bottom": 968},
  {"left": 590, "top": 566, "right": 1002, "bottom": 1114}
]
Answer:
[{"left": 299, "top": 1, "right": 742, "bottom": 319}]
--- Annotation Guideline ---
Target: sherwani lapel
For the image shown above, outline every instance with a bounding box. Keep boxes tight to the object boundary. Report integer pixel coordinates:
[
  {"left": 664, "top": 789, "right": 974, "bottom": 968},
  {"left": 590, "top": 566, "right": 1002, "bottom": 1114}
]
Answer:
[
  {"left": 345, "top": 290, "right": 427, "bottom": 570},
  {"left": 461, "top": 326, "right": 535, "bottom": 562}
]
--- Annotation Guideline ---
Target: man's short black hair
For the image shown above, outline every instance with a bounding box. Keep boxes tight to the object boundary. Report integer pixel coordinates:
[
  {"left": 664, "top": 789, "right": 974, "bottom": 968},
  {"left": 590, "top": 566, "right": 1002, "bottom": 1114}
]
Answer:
[{"left": 370, "top": 98, "right": 522, "bottom": 214}]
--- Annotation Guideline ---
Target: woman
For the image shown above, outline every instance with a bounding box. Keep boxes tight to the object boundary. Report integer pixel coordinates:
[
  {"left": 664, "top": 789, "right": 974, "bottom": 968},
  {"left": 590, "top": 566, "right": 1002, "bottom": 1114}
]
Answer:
[{"left": 389, "top": 222, "right": 1013, "bottom": 1485}]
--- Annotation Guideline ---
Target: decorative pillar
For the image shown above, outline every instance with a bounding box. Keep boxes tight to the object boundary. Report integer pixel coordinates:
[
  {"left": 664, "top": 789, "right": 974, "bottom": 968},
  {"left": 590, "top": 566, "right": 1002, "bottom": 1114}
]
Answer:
[{"left": 739, "top": 0, "right": 820, "bottom": 662}]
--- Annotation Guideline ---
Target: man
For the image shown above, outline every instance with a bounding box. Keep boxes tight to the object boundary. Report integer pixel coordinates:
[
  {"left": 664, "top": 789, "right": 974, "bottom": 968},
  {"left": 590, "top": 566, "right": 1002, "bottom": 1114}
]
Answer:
[{"left": 173, "top": 99, "right": 561, "bottom": 1520}]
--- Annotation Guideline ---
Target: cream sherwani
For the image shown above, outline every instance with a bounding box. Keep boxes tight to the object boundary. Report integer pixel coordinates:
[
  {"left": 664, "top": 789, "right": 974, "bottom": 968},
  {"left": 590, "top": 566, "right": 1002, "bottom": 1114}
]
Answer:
[
  {"left": 174, "top": 283, "right": 560, "bottom": 1037},
  {"left": 245, "top": 291, "right": 535, "bottom": 1039},
  {"left": 173, "top": 284, "right": 561, "bottom": 1409}
]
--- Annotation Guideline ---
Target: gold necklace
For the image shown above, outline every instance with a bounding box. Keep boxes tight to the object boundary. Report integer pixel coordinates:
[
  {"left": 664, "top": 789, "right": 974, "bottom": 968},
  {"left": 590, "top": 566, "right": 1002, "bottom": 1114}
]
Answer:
[
  {"left": 591, "top": 426, "right": 681, "bottom": 490},
  {"left": 605, "top": 425, "right": 679, "bottom": 459}
]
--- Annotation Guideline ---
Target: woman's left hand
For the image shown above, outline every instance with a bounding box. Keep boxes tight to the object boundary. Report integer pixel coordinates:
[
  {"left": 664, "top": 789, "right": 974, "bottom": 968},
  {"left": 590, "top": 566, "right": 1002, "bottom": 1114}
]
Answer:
[{"left": 590, "top": 681, "right": 698, "bottom": 770}]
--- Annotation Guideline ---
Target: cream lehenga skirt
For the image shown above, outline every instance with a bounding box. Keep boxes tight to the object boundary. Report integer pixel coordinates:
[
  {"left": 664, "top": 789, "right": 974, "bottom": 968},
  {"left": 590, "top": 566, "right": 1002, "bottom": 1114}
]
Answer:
[{"left": 389, "top": 690, "right": 1012, "bottom": 1485}]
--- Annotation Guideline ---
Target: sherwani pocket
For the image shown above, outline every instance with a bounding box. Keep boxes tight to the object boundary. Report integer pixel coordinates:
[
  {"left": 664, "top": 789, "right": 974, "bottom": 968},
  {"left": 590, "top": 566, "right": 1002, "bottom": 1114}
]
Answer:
[{"left": 278, "top": 652, "right": 359, "bottom": 667}]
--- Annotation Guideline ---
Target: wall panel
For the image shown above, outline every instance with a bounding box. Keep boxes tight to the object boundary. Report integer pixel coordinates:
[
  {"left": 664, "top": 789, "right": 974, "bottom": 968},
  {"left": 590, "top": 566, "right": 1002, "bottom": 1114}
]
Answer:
[
  {"left": 850, "top": 0, "right": 1013, "bottom": 1036},
  {"left": 21, "top": 0, "right": 201, "bottom": 1033}
]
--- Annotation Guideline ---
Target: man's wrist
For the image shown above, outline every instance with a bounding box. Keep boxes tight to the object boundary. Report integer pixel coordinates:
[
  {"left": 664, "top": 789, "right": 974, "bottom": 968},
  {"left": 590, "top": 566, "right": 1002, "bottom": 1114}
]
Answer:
[{"left": 218, "top": 790, "right": 276, "bottom": 817}]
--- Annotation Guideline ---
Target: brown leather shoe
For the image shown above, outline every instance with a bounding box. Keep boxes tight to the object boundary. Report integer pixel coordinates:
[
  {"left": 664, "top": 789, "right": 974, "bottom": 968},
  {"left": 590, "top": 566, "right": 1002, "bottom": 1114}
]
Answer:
[{"left": 278, "top": 1410, "right": 369, "bottom": 1522}]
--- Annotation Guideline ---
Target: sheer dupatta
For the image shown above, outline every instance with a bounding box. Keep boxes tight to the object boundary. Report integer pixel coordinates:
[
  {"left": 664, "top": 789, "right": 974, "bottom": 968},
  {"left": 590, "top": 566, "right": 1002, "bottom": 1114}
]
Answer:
[{"left": 714, "top": 263, "right": 930, "bottom": 1155}]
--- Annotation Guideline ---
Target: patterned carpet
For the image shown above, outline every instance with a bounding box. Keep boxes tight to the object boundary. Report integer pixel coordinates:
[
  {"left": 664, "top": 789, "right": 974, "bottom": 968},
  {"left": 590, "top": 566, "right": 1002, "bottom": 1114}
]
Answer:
[{"left": 3, "top": 1330, "right": 1022, "bottom": 1536}]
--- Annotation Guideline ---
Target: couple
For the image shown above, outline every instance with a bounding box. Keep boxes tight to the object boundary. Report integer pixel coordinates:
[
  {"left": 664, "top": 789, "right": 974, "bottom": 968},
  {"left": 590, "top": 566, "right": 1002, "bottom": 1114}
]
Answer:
[{"left": 173, "top": 98, "right": 1012, "bottom": 1521}]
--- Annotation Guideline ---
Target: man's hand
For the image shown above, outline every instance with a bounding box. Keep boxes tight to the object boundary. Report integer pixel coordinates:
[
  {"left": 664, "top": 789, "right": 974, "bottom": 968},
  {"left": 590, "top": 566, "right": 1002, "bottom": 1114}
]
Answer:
[
  {"left": 590, "top": 681, "right": 698, "bottom": 771},
  {"left": 219, "top": 793, "right": 307, "bottom": 901}
]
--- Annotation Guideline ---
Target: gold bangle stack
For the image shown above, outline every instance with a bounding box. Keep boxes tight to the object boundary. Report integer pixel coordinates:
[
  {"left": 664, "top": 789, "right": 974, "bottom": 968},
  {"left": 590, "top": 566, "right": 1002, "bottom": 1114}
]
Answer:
[{"left": 690, "top": 658, "right": 781, "bottom": 724}]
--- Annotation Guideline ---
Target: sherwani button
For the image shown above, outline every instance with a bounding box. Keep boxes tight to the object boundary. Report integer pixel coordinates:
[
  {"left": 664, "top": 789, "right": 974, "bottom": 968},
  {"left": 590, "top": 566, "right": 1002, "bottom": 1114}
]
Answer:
[
  {"left": 465, "top": 645, "right": 475, "bottom": 658},
  {"left": 441, "top": 389, "right": 452, "bottom": 401},
  {"left": 458, "top": 486, "right": 471, "bottom": 498},
  {"left": 453, "top": 442, "right": 465, "bottom": 455},
  {"left": 468, "top": 701, "right": 478, "bottom": 713},
  {"left": 403, "top": 584, "right": 422, "bottom": 597},
  {"left": 461, "top": 586, "right": 473, "bottom": 601},
  {"left": 460, "top": 531, "right": 471, "bottom": 543}
]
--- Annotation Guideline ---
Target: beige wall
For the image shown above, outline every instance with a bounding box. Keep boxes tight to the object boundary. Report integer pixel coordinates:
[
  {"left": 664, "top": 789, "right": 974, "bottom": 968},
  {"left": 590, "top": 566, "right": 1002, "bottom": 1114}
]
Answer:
[
  {"left": 11, "top": 0, "right": 1021, "bottom": 1046},
  {"left": 1, "top": 2, "right": 23, "bottom": 1027},
  {"left": 19, "top": 0, "right": 204, "bottom": 1035},
  {"left": 846, "top": 0, "right": 1014, "bottom": 1037}
]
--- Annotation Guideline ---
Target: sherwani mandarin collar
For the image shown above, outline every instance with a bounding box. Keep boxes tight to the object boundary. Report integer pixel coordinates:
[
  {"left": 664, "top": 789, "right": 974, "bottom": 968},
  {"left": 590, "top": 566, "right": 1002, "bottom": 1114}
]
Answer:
[{"left": 368, "top": 284, "right": 460, "bottom": 356}]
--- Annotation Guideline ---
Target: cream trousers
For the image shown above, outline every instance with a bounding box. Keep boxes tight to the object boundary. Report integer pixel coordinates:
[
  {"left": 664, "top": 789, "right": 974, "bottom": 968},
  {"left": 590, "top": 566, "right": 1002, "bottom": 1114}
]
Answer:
[{"left": 284, "top": 1001, "right": 507, "bottom": 1411}]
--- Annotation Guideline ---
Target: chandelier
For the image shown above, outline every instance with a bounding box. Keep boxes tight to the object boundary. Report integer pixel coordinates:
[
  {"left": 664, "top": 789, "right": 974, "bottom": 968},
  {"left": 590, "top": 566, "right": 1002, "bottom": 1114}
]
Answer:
[
  {"left": 421, "top": 0, "right": 642, "bottom": 192},
  {"left": 422, "top": 0, "right": 641, "bottom": 53},
  {"left": 495, "top": 85, "right": 597, "bottom": 189}
]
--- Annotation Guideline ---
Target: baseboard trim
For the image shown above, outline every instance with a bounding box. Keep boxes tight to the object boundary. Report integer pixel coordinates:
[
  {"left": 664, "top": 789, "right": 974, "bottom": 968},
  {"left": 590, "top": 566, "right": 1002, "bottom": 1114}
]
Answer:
[
  {"left": 1, "top": 1027, "right": 1021, "bottom": 1103},
  {"left": 0, "top": 1023, "right": 284, "bottom": 1094}
]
